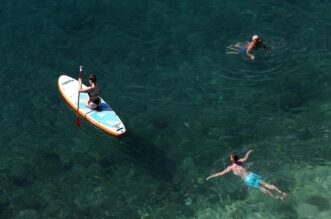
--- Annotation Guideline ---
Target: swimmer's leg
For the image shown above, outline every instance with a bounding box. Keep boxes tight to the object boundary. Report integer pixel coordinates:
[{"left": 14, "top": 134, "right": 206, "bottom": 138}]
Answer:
[
  {"left": 260, "top": 181, "right": 287, "bottom": 200},
  {"left": 260, "top": 181, "right": 282, "bottom": 193},
  {"left": 280, "top": 192, "right": 288, "bottom": 201},
  {"left": 259, "top": 186, "right": 277, "bottom": 199}
]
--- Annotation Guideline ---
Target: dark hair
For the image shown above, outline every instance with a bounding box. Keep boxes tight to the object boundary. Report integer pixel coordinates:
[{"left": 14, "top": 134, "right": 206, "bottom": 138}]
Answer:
[
  {"left": 231, "top": 154, "right": 239, "bottom": 163},
  {"left": 89, "top": 74, "right": 96, "bottom": 83}
]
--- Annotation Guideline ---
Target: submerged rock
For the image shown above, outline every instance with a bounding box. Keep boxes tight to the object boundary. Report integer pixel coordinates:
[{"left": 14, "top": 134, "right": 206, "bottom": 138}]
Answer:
[
  {"left": 296, "top": 128, "right": 313, "bottom": 141},
  {"left": 8, "top": 163, "right": 33, "bottom": 187},
  {"left": 276, "top": 204, "right": 299, "bottom": 219},
  {"left": 305, "top": 195, "right": 330, "bottom": 211},
  {"left": 15, "top": 209, "right": 40, "bottom": 219},
  {"left": 98, "top": 154, "right": 117, "bottom": 170},
  {"left": 0, "top": 193, "right": 9, "bottom": 213},
  {"left": 280, "top": 92, "right": 305, "bottom": 112}
]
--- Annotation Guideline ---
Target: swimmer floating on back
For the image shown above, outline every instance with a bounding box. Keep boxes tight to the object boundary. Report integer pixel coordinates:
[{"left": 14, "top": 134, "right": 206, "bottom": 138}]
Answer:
[
  {"left": 206, "top": 150, "right": 287, "bottom": 201},
  {"left": 242, "top": 35, "right": 269, "bottom": 60}
]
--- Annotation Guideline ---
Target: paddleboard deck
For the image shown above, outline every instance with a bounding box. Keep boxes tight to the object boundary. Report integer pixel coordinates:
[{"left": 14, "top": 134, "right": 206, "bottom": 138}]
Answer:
[{"left": 58, "top": 75, "right": 126, "bottom": 136}]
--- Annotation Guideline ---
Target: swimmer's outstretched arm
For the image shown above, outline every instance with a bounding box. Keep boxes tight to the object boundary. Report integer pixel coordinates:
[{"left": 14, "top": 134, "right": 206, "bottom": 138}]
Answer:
[
  {"left": 246, "top": 45, "right": 255, "bottom": 60},
  {"left": 206, "top": 167, "right": 231, "bottom": 180},
  {"left": 240, "top": 150, "right": 253, "bottom": 162},
  {"left": 261, "top": 42, "right": 270, "bottom": 51}
]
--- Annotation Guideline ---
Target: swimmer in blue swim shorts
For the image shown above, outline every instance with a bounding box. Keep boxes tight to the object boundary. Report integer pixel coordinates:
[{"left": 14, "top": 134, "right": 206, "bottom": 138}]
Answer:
[{"left": 206, "top": 150, "right": 287, "bottom": 200}]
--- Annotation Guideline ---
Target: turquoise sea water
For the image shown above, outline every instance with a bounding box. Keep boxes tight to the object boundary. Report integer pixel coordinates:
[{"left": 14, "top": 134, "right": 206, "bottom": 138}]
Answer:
[{"left": 1, "top": 0, "right": 331, "bottom": 218}]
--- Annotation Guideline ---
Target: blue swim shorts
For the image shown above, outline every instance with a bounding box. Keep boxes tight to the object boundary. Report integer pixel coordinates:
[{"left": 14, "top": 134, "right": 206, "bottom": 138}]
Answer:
[
  {"left": 241, "top": 46, "right": 247, "bottom": 54},
  {"left": 244, "top": 172, "right": 262, "bottom": 189}
]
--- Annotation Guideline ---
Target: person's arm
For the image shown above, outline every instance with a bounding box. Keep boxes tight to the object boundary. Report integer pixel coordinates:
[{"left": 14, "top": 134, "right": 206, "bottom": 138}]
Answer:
[
  {"left": 239, "top": 150, "right": 253, "bottom": 163},
  {"left": 260, "top": 43, "right": 270, "bottom": 53},
  {"left": 78, "top": 78, "right": 92, "bottom": 93},
  {"left": 246, "top": 44, "right": 255, "bottom": 60},
  {"left": 262, "top": 43, "right": 269, "bottom": 50},
  {"left": 206, "top": 167, "right": 232, "bottom": 180},
  {"left": 260, "top": 40, "right": 270, "bottom": 51},
  {"left": 79, "top": 86, "right": 92, "bottom": 93}
]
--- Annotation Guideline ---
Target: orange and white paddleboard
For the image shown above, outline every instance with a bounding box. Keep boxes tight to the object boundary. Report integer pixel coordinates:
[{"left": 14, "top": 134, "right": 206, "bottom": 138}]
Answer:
[{"left": 58, "top": 75, "right": 126, "bottom": 136}]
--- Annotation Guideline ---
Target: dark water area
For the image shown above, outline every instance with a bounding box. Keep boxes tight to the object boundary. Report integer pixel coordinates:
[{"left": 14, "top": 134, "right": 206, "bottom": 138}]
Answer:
[{"left": 1, "top": 0, "right": 331, "bottom": 218}]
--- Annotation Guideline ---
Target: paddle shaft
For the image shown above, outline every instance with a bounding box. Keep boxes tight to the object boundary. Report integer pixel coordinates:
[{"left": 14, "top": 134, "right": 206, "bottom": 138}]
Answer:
[{"left": 76, "top": 66, "right": 83, "bottom": 127}]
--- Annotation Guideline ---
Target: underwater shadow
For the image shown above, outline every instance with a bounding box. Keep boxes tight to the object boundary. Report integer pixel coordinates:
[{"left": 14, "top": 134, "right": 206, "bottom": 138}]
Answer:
[{"left": 117, "top": 132, "right": 175, "bottom": 182}]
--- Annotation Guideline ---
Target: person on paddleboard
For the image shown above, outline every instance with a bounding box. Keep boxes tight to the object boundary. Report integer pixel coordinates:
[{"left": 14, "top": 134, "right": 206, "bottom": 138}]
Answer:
[
  {"left": 242, "top": 35, "right": 269, "bottom": 60},
  {"left": 78, "top": 74, "right": 100, "bottom": 110},
  {"left": 206, "top": 150, "right": 287, "bottom": 200}
]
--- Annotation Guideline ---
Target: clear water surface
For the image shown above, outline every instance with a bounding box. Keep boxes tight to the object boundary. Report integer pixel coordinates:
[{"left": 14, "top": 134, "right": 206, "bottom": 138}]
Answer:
[{"left": 0, "top": 0, "right": 331, "bottom": 218}]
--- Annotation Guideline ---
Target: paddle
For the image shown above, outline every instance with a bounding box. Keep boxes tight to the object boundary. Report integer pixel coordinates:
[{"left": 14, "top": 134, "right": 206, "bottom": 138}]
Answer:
[{"left": 76, "top": 66, "right": 83, "bottom": 127}]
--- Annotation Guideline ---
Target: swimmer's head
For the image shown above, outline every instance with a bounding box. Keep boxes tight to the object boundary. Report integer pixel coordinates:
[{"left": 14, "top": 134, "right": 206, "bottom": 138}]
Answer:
[
  {"left": 252, "top": 35, "right": 259, "bottom": 41},
  {"left": 89, "top": 74, "right": 97, "bottom": 83},
  {"left": 231, "top": 154, "right": 239, "bottom": 163}
]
